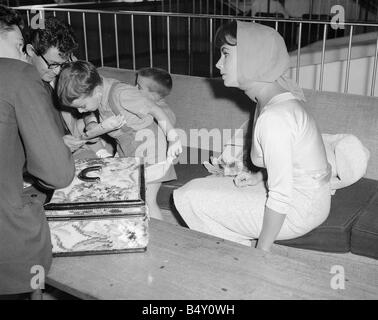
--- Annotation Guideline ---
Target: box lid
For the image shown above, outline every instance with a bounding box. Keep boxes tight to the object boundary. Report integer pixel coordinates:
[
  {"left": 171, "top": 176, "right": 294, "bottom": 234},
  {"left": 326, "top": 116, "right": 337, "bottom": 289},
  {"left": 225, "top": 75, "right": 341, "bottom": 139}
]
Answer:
[{"left": 45, "top": 157, "right": 145, "bottom": 211}]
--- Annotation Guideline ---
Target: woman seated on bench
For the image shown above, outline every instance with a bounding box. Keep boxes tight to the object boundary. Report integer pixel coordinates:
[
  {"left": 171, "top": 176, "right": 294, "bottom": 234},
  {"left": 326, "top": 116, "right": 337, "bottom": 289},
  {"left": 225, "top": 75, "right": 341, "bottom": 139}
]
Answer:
[{"left": 173, "top": 21, "right": 332, "bottom": 252}]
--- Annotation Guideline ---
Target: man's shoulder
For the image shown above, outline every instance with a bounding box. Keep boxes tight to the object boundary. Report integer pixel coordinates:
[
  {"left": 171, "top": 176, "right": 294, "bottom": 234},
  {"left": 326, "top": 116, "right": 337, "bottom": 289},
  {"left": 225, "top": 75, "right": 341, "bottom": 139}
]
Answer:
[
  {"left": 0, "top": 58, "right": 40, "bottom": 83},
  {"left": 0, "top": 58, "right": 30, "bottom": 72}
]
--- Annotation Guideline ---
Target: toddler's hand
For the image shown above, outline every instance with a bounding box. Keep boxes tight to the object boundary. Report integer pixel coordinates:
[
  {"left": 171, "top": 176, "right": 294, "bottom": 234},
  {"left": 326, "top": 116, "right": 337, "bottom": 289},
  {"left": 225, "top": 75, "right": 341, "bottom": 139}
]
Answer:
[
  {"left": 63, "top": 135, "right": 86, "bottom": 152},
  {"left": 101, "top": 115, "right": 126, "bottom": 131},
  {"left": 167, "top": 139, "right": 183, "bottom": 159}
]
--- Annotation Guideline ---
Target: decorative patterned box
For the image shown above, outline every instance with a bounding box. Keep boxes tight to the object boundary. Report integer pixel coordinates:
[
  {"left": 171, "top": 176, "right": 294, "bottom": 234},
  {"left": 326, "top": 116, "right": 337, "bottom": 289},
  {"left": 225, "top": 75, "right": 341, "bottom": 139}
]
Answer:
[{"left": 44, "top": 157, "right": 148, "bottom": 257}]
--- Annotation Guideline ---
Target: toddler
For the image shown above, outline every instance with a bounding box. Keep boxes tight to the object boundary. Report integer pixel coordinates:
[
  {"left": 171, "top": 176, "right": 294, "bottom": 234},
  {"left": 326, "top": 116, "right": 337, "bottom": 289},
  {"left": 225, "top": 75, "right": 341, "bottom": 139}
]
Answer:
[{"left": 135, "top": 67, "right": 176, "bottom": 126}]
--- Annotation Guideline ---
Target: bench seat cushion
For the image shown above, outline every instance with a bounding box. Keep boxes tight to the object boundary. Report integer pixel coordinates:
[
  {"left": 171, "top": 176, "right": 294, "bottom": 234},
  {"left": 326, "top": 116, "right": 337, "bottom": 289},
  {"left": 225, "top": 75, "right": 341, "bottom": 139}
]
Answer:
[
  {"left": 276, "top": 178, "right": 378, "bottom": 252},
  {"left": 157, "top": 154, "right": 378, "bottom": 253},
  {"left": 351, "top": 193, "right": 378, "bottom": 259}
]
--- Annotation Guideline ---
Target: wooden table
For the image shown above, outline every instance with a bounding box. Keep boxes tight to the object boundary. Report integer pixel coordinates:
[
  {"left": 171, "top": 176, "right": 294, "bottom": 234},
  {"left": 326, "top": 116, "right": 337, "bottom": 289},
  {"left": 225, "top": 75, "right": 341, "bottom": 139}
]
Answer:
[{"left": 46, "top": 219, "right": 378, "bottom": 300}]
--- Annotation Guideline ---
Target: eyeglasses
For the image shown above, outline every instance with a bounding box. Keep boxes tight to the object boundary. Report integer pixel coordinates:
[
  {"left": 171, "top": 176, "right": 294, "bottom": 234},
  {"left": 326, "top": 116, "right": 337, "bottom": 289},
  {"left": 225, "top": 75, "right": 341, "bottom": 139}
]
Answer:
[{"left": 39, "top": 53, "right": 72, "bottom": 70}]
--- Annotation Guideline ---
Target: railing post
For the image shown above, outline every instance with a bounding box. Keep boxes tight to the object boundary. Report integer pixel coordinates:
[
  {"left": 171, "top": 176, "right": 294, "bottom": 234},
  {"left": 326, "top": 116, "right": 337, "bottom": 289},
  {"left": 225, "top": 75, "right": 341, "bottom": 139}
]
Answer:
[
  {"left": 98, "top": 13, "right": 104, "bottom": 67},
  {"left": 188, "top": 16, "right": 192, "bottom": 75},
  {"left": 131, "top": 14, "right": 136, "bottom": 71},
  {"left": 26, "top": 10, "right": 30, "bottom": 27},
  {"left": 67, "top": 11, "right": 71, "bottom": 26},
  {"left": 344, "top": 25, "right": 353, "bottom": 93},
  {"left": 209, "top": 18, "right": 213, "bottom": 77},
  {"left": 82, "top": 12, "right": 88, "bottom": 62},
  {"left": 319, "top": 23, "right": 327, "bottom": 91},
  {"left": 149, "top": 15, "right": 153, "bottom": 68},
  {"left": 296, "top": 22, "right": 302, "bottom": 84},
  {"left": 167, "top": 15, "right": 171, "bottom": 73},
  {"left": 114, "top": 13, "right": 119, "bottom": 69},
  {"left": 371, "top": 33, "right": 378, "bottom": 96}
]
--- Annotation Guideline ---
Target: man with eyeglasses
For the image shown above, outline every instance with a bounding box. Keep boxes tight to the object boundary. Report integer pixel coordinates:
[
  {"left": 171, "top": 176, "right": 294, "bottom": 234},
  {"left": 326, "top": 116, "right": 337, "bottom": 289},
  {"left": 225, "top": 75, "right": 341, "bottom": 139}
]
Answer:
[
  {"left": 24, "top": 17, "right": 78, "bottom": 137},
  {"left": 25, "top": 17, "right": 76, "bottom": 86},
  {"left": 24, "top": 16, "right": 112, "bottom": 158}
]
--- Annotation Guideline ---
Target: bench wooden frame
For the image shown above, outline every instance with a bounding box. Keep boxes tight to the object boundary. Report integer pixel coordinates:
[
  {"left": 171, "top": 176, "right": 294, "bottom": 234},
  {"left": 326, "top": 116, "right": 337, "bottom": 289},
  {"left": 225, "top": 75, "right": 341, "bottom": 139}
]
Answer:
[{"left": 46, "top": 218, "right": 378, "bottom": 300}]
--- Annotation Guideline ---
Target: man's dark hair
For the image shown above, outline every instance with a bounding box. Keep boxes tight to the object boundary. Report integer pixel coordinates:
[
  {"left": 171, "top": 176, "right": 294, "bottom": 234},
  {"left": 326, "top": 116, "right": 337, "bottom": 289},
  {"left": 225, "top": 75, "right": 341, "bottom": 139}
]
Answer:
[
  {"left": 24, "top": 16, "right": 78, "bottom": 59},
  {"left": 0, "top": 5, "right": 24, "bottom": 34}
]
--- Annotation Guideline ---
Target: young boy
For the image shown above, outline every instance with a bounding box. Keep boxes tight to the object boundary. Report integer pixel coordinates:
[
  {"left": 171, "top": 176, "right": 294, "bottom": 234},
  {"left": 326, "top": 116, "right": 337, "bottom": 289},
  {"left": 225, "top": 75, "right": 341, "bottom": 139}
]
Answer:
[
  {"left": 135, "top": 67, "right": 176, "bottom": 126},
  {"left": 56, "top": 60, "right": 182, "bottom": 220}
]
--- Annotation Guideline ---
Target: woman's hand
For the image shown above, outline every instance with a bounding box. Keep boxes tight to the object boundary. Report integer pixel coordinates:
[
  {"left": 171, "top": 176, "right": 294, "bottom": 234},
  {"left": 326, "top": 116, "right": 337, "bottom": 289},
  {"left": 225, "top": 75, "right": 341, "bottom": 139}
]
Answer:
[
  {"left": 233, "top": 170, "right": 263, "bottom": 187},
  {"left": 63, "top": 135, "right": 86, "bottom": 152},
  {"left": 100, "top": 115, "right": 126, "bottom": 131}
]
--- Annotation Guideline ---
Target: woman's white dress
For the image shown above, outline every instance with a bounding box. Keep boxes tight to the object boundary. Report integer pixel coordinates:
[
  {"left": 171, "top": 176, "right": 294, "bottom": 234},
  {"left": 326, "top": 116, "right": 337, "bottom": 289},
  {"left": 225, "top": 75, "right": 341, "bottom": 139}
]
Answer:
[{"left": 173, "top": 93, "right": 332, "bottom": 246}]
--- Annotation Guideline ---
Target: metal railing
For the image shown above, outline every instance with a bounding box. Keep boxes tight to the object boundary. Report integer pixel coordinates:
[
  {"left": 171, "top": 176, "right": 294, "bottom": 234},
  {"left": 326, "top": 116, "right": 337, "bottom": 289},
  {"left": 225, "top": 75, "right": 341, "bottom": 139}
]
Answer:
[{"left": 15, "top": 6, "right": 378, "bottom": 96}]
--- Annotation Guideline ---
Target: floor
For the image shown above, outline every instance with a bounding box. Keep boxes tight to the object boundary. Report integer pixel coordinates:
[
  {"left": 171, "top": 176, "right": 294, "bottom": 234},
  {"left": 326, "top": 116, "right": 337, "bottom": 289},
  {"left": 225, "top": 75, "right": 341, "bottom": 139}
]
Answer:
[{"left": 42, "top": 207, "right": 378, "bottom": 299}]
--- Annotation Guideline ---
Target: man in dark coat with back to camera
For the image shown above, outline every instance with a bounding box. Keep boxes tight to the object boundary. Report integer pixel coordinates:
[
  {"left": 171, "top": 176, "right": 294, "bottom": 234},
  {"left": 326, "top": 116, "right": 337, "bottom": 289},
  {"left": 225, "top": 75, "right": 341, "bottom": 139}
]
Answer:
[{"left": 0, "top": 5, "right": 75, "bottom": 299}]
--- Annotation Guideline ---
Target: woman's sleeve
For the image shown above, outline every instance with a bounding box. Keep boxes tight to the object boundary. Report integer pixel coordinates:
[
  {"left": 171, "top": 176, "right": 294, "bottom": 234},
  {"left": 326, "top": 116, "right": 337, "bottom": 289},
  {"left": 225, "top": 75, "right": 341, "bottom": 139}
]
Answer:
[
  {"left": 15, "top": 64, "right": 75, "bottom": 189},
  {"left": 257, "top": 112, "right": 294, "bottom": 214}
]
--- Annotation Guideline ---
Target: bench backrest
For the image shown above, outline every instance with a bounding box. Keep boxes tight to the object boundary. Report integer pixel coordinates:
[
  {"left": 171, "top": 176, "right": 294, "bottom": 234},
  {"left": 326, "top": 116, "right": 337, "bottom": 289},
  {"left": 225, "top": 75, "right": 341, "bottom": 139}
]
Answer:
[{"left": 98, "top": 67, "right": 378, "bottom": 180}]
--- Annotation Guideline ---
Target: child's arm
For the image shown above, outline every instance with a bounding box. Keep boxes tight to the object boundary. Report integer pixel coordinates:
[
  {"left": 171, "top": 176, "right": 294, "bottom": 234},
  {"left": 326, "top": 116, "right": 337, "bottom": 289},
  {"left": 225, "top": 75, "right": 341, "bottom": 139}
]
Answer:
[
  {"left": 81, "top": 115, "right": 126, "bottom": 140},
  {"left": 159, "top": 104, "right": 176, "bottom": 126},
  {"left": 83, "top": 112, "right": 99, "bottom": 131},
  {"left": 148, "top": 105, "right": 182, "bottom": 159}
]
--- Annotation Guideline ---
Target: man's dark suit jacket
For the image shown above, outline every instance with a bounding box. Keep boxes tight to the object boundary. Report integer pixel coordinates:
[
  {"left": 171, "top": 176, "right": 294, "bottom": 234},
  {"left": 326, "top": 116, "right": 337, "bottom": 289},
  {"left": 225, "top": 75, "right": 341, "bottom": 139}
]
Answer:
[{"left": 0, "top": 58, "right": 74, "bottom": 295}]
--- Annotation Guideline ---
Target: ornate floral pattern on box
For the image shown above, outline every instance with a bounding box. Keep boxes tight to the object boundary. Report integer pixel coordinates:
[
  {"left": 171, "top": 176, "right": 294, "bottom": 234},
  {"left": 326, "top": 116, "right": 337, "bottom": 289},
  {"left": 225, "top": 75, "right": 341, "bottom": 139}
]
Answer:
[
  {"left": 45, "top": 157, "right": 148, "bottom": 256},
  {"left": 49, "top": 157, "right": 142, "bottom": 204},
  {"left": 49, "top": 215, "right": 149, "bottom": 254}
]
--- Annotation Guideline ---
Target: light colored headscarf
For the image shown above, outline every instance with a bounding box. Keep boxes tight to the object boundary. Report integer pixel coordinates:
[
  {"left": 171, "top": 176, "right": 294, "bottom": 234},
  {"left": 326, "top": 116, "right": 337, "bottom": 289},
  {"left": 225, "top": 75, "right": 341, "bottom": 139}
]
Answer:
[{"left": 236, "top": 21, "right": 305, "bottom": 101}]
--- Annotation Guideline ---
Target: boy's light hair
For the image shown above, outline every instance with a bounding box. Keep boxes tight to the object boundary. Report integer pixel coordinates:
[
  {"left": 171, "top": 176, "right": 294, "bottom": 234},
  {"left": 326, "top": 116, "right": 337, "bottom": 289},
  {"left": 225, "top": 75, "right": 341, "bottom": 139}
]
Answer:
[
  {"left": 136, "top": 67, "right": 172, "bottom": 98},
  {"left": 57, "top": 60, "right": 102, "bottom": 107}
]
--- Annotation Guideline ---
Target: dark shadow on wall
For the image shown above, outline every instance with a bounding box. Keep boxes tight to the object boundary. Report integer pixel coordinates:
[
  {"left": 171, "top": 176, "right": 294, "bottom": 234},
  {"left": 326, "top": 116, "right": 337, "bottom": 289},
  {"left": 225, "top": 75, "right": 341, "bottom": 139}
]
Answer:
[
  {"left": 205, "top": 77, "right": 258, "bottom": 172},
  {"left": 205, "top": 77, "right": 255, "bottom": 113}
]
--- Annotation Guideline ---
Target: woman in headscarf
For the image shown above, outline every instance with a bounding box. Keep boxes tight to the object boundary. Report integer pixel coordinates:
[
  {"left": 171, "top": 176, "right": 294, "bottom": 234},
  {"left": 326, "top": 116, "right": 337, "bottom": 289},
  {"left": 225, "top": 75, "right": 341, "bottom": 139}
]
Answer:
[{"left": 173, "top": 20, "right": 332, "bottom": 252}]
